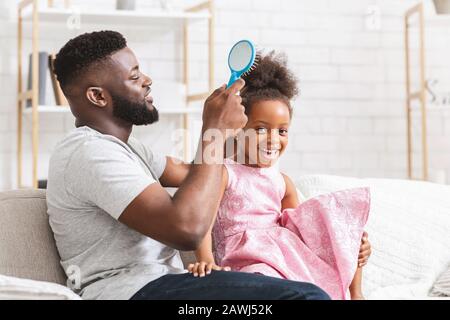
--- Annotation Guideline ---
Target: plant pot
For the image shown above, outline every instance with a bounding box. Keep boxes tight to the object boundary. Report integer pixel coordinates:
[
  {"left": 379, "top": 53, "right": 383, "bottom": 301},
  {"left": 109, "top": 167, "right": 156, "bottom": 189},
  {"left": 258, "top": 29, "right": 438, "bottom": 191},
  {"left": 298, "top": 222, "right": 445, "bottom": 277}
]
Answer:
[
  {"left": 433, "top": 0, "right": 450, "bottom": 14},
  {"left": 116, "top": 0, "right": 136, "bottom": 10}
]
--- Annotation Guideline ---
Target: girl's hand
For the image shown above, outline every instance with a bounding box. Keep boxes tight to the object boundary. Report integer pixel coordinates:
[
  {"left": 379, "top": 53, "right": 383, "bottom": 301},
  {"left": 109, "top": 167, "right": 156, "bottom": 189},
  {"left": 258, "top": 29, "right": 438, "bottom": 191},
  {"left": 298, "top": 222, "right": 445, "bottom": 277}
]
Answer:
[
  {"left": 358, "top": 231, "right": 371, "bottom": 267},
  {"left": 188, "top": 262, "right": 231, "bottom": 277}
]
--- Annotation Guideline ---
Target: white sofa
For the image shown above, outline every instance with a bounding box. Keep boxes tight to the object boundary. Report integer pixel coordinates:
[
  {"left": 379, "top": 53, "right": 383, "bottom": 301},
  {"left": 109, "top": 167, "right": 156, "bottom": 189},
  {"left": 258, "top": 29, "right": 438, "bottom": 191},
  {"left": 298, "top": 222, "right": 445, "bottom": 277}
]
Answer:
[{"left": 1, "top": 175, "right": 449, "bottom": 300}]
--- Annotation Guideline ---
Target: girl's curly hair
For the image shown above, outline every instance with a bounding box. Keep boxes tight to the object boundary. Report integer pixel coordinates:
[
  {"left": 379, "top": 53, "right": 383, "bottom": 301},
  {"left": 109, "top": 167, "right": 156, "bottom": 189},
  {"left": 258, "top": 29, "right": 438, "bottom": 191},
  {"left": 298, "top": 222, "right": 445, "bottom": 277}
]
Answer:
[{"left": 241, "top": 51, "right": 298, "bottom": 118}]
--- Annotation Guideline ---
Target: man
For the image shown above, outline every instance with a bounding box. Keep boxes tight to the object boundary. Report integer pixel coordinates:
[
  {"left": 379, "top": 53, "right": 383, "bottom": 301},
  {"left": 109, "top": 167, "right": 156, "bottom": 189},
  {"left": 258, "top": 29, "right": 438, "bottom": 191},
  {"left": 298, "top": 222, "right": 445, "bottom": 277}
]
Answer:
[{"left": 46, "top": 30, "right": 330, "bottom": 300}]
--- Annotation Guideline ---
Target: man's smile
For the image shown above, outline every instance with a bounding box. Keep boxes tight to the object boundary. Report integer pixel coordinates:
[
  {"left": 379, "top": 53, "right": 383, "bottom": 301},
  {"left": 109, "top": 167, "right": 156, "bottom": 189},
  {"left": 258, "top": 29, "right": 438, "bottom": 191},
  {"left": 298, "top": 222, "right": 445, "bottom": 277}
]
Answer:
[{"left": 144, "top": 87, "right": 153, "bottom": 104}]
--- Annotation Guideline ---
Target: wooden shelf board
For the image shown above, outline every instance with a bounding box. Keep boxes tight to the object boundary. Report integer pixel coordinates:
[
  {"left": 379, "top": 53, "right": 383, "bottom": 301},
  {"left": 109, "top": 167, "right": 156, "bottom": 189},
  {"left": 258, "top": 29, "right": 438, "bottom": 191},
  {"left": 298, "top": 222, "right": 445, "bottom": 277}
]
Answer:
[
  {"left": 22, "top": 7, "right": 211, "bottom": 25},
  {"left": 409, "top": 105, "right": 450, "bottom": 112},
  {"left": 22, "top": 105, "right": 202, "bottom": 115},
  {"left": 407, "top": 14, "right": 450, "bottom": 27}
]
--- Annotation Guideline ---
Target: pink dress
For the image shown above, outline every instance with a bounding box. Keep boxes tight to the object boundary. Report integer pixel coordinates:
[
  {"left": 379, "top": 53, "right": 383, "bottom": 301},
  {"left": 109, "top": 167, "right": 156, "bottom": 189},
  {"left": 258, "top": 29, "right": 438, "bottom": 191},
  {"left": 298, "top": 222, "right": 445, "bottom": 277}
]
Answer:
[{"left": 212, "top": 159, "right": 370, "bottom": 300}]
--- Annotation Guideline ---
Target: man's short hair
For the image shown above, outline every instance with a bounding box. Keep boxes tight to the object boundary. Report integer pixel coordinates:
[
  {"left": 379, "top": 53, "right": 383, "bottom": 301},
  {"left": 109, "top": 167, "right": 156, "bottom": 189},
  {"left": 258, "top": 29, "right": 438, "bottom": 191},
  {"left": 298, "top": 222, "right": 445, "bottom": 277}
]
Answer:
[{"left": 53, "top": 30, "right": 127, "bottom": 91}]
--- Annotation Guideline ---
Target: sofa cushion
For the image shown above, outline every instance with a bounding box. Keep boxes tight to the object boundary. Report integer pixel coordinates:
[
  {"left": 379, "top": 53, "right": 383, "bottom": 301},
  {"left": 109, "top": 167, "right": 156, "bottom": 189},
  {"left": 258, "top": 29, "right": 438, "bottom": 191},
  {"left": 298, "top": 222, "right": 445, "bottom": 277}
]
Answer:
[{"left": 0, "top": 189, "right": 66, "bottom": 285}]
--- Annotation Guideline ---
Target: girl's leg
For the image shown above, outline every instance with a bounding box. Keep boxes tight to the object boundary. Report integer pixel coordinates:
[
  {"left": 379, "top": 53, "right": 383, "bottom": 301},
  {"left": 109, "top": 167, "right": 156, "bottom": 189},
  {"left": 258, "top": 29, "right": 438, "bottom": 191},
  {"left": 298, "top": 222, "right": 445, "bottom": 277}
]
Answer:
[{"left": 349, "top": 267, "right": 364, "bottom": 300}]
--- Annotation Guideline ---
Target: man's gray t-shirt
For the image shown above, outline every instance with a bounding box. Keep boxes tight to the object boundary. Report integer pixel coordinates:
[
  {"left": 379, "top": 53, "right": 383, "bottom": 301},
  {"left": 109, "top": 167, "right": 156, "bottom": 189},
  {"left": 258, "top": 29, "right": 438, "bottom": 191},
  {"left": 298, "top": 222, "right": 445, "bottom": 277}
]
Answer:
[{"left": 46, "top": 126, "right": 186, "bottom": 300}]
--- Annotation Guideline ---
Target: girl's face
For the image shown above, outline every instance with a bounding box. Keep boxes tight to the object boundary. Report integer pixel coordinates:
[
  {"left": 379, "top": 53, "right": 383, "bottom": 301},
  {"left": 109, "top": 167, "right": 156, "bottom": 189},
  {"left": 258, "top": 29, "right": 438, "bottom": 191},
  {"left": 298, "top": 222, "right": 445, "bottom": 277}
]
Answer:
[{"left": 240, "top": 99, "right": 291, "bottom": 168}]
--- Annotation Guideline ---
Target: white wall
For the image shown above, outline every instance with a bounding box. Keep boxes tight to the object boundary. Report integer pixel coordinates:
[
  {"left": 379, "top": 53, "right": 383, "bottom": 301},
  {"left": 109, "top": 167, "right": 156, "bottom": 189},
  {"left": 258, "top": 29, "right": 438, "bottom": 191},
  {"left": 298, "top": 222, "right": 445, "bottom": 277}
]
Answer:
[{"left": 1, "top": 0, "right": 450, "bottom": 190}]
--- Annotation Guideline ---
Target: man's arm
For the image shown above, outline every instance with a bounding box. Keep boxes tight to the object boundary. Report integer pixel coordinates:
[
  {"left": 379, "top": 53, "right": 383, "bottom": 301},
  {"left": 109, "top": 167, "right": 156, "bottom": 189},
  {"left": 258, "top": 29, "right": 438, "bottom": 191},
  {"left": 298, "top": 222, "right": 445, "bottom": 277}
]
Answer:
[
  {"left": 119, "top": 80, "right": 247, "bottom": 251},
  {"left": 159, "top": 156, "right": 191, "bottom": 188}
]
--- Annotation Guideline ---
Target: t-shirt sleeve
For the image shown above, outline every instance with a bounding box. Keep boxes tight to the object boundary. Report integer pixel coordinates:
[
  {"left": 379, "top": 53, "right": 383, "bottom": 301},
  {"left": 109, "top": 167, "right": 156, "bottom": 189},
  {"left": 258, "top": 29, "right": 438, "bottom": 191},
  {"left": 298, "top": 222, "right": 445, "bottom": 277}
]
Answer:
[
  {"left": 64, "top": 139, "right": 156, "bottom": 220},
  {"left": 150, "top": 151, "right": 167, "bottom": 179},
  {"left": 128, "top": 137, "right": 167, "bottom": 179}
]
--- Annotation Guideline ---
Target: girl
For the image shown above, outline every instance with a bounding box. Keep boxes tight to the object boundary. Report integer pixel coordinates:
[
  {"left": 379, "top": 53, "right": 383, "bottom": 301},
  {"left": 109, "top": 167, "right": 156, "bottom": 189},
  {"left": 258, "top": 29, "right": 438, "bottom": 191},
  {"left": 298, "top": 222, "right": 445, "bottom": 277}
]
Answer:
[{"left": 188, "top": 52, "right": 371, "bottom": 300}]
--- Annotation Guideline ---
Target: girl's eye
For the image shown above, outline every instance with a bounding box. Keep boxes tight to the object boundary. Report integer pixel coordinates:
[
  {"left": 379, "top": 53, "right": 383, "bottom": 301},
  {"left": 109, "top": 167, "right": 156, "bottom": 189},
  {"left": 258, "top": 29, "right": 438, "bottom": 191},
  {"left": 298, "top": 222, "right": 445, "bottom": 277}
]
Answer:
[
  {"left": 279, "top": 129, "right": 288, "bottom": 136},
  {"left": 256, "top": 127, "right": 267, "bottom": 134}
]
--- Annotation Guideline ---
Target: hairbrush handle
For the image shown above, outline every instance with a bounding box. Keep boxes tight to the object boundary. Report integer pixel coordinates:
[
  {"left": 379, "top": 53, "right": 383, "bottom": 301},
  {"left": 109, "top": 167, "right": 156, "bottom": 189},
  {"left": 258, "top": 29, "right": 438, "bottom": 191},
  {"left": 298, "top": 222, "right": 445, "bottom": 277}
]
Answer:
[{"left": 227, "top": 71, "right": 241, "bottom": 88}]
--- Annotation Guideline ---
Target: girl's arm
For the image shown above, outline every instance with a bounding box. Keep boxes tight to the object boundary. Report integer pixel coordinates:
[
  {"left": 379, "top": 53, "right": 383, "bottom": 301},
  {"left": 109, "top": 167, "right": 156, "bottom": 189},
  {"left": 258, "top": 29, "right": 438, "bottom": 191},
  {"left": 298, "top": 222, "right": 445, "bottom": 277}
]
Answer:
[
  {"left": 194, "top": 219, "right": 216, "bottom": 263},
  {"left": 281, "top": 173, "right": 301, "bottom": 210},
  {"left": 188, "top": 166, "right": 230, "bottom": 277}
]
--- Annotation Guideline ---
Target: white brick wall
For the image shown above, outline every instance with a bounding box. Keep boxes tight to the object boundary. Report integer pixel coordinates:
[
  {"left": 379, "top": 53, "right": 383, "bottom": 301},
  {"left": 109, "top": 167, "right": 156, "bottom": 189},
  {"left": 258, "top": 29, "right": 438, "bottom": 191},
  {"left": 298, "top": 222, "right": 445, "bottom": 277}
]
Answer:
[{"left": 1, "top": 0, "right": 450, "bottom": 190}]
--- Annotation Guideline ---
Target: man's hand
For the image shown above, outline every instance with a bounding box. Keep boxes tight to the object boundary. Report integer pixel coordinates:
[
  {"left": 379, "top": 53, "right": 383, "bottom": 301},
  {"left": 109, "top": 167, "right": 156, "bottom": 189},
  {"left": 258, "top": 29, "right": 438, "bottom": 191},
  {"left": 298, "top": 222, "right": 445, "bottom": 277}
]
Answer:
[
  {"left": 358, "top": 231, "right": 371, "bottom": 267},
  {"left": 202, "top": 79, "right": 248, "bottom": 138},
  {"left": 188, "top": 261, "right": 231, "bottom": 277}
]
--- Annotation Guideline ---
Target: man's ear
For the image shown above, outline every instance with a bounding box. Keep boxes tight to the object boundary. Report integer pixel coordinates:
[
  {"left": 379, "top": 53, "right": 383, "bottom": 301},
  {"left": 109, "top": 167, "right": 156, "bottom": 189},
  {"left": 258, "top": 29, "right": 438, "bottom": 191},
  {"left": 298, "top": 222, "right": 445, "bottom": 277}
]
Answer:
[{"left": 86, "top": 87, "right": 108, "bottom": 108}]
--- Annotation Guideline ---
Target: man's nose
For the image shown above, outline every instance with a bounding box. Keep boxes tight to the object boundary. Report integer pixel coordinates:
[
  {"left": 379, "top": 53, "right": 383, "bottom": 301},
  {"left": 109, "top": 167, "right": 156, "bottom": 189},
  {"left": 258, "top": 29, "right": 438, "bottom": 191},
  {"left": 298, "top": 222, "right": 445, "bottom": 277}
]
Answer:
[{"left": 143, "top": 74, "right": 152, "bottom": 87}]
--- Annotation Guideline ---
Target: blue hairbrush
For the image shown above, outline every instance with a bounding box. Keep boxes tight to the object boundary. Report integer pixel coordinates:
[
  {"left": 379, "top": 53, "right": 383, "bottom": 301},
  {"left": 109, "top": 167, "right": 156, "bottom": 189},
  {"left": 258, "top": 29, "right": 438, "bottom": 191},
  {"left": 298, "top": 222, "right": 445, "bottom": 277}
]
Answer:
[{"left": 227, "top": 40, "right": 259, "bottom": 88}]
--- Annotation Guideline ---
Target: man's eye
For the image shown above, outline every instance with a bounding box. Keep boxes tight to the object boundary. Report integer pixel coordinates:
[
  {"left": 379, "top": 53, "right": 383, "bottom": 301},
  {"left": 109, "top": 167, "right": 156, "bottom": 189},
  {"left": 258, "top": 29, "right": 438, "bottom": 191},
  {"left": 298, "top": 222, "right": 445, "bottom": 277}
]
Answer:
[
  {"left": 256, "top": 128, "right": 267, "bottom": 134},
  {"left": 131, "top": 70, "right": 141, "bottom": 80}
]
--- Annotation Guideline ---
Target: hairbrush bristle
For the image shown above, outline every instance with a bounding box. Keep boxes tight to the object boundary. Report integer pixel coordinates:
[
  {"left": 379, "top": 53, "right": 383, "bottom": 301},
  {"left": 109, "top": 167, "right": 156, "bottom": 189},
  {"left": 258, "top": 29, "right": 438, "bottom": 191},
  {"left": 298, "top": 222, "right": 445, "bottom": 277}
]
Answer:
[{"left": 241, "top": 53, "right": 260, "bottom": 77}]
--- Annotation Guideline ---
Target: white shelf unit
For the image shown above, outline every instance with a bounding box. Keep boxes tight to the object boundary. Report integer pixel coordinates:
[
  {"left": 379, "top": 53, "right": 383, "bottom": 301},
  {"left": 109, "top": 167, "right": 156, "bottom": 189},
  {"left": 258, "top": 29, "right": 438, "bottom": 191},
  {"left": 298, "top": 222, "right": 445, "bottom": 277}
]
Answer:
[
  {"left": 404, "top": 3, "right": 450, "bottom": 182},
  {"left": 17, "top": 0, "right": 215, "bottom": 188}
]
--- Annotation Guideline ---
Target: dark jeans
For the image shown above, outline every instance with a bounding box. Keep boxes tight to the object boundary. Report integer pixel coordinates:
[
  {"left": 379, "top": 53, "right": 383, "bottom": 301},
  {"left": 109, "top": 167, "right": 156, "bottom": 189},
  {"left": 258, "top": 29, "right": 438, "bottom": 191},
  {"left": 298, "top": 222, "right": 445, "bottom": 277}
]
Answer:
[{"left": 130, "top": 271, "right": 330, "bottom": 300}]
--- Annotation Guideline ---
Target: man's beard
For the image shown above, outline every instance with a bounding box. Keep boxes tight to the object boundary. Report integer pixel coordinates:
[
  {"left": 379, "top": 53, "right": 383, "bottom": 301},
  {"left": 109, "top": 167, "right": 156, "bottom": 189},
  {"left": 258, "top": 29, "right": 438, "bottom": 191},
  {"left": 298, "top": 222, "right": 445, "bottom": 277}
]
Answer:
[{"left": 111, "top": 93, "right": 159, "bottom": 125}]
